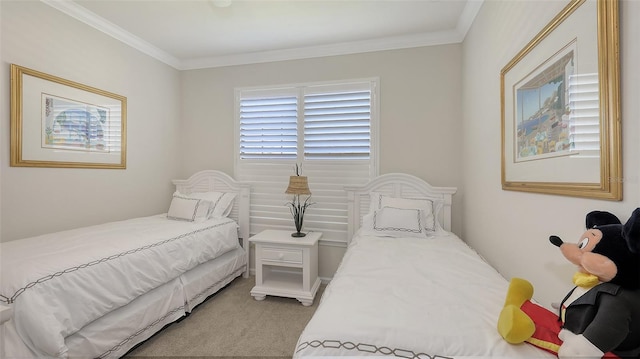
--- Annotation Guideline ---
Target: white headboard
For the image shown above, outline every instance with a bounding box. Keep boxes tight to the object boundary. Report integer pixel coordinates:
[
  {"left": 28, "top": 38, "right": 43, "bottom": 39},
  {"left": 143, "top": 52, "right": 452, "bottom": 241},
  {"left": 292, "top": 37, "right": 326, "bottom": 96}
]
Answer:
[
  {"left": 172, "top": 170, "right": 251, "bottom": 242},
  {"left": 344, "top": 173, "right": 457, "bottom": 242}
]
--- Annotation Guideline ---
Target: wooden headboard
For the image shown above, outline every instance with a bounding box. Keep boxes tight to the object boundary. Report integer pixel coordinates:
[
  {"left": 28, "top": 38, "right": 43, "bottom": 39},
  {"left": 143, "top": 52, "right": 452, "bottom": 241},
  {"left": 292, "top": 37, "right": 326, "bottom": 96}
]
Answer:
[
  {"left": 344, "top": 173, "right": 457, "bottom": 242},
  {"left": 172, "top": 170, "right": 251, "bottom": 243}
]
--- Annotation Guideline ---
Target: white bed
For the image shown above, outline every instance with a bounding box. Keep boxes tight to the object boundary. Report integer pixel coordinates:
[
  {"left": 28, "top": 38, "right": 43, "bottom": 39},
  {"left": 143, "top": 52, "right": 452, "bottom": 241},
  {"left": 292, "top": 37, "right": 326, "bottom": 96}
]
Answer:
[
  {"left": 1, "top": 170, "right": 250, "bottom": 359},
  {"left": 294, "top": 173, "right": 554, "bottom": 359}
]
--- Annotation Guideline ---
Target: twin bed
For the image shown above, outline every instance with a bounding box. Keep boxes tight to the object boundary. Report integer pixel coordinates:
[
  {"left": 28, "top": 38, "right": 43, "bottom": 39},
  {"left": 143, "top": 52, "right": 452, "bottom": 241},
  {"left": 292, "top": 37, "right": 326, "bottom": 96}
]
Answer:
[
  {"left": 294, "top": 173, "right": 554, "bottom": 359},
  {"left": 2, "top": 170, "right": 552, "bottom": 358},
  {"left": 1, "top": 170, "right": 250, "bottom": 359}
]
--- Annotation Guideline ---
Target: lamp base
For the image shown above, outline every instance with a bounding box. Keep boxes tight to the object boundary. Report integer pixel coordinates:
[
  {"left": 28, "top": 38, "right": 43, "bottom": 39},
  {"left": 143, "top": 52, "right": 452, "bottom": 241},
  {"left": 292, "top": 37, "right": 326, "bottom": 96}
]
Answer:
[{"left": 291, "top": 232, "right": 306, "bottom": 238}]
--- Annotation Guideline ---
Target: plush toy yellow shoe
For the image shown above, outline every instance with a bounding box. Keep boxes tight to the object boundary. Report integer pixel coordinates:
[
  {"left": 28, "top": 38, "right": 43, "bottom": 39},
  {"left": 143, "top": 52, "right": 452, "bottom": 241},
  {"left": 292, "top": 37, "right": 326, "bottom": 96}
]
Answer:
[{"left": 497, "top": 278, "right": 536, "bottom": 344}]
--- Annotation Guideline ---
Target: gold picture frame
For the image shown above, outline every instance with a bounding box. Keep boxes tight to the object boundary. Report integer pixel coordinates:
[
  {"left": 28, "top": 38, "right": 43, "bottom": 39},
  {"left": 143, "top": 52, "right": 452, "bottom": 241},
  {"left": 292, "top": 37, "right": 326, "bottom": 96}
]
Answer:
[
  {"left": 11, "top": 64, "right": 127, "bottom": 169},
  {"left": 501, "top": 0, "right": 621, "bottom": 200}
]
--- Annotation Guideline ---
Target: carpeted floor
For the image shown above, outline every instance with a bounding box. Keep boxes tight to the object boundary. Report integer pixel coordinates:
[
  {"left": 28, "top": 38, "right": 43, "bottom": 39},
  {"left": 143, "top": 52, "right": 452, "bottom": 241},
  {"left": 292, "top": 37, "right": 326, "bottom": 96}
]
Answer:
[{"left": 124, "top": 275, "right": 323, "bottom": 358}]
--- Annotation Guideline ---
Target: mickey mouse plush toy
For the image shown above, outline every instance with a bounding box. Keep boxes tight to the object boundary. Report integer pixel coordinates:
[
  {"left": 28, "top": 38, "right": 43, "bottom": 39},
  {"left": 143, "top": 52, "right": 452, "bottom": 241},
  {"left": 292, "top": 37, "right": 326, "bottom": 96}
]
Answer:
[{"left": 498, "top": 209, "right": 640, "bottom": 358}]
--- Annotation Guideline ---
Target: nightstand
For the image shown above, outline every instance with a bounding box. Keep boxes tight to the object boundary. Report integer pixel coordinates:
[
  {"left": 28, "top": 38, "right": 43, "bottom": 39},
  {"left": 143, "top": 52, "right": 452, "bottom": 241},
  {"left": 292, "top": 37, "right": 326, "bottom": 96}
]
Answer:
[{"left": 249, "top": 229, "right": 321, "bottom": 306}]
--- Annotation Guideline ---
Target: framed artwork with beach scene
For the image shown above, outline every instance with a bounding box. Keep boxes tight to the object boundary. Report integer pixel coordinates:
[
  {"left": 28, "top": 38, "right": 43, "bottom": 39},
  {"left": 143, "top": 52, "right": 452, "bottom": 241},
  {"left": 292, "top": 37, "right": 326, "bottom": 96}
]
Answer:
[
  {"left": 10, "top": 64, "right": 127, "bottom": 169},
  {"left": 501, "top": 0, "right": 621, "bottom": 200},
  {"left": 514, "top": 41, "right": 575, "bottom": 163}
]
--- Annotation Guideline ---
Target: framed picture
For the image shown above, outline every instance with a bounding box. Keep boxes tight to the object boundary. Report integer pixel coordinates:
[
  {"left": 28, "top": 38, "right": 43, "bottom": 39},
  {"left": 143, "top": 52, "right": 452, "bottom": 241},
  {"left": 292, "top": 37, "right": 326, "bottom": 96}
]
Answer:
[
  {"left": 10, "top": 64, "right": 127, "bottom": 169},
  {"left": 501, "top": 0, "right": 621, "bottom": 200}
]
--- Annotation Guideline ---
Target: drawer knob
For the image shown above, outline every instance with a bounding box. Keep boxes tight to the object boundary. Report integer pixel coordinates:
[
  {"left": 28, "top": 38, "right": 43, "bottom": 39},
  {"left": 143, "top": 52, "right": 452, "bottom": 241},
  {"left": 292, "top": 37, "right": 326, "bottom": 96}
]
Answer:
[{"left": 278, "top": 253, "right": 284, "bottom": 260}]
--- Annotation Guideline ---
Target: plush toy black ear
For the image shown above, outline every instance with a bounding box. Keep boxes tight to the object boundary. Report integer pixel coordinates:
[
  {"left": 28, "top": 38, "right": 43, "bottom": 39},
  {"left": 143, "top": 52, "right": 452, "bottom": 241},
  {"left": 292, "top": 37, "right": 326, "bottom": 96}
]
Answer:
[
  {"left": 622, "top": 208, "right": 640, "bottom": 254},
  {"left": 586, "top": 210, "right": 621, "bottom": 229}
]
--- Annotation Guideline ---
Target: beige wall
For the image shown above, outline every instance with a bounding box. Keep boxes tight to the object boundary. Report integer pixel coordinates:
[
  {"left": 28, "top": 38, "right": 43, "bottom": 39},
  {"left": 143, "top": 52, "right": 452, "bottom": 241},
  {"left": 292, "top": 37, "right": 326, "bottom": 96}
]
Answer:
[
  {"left": 0, "top": 1, "right": 182, "bottom": 241},
  {"left": 462, "top": 0, "right": 640, "bottom": 308}
]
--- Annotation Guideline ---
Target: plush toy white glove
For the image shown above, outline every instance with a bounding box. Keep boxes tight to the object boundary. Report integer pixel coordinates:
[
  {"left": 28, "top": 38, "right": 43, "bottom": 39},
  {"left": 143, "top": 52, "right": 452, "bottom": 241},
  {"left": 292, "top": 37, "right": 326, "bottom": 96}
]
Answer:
[{"left": 558, "top": 329, "right": 604, "bottom": 359}]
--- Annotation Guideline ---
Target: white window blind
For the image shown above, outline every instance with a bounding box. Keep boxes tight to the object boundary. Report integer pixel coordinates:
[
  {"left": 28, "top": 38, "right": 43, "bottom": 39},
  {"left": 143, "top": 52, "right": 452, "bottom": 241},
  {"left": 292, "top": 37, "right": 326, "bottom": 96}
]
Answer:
[
  {"left": 304, "top": 85, "right": 371, "bottom": 160},
  {"left": 239, "top": 89, "right": 298, "bottom": 159},
  {"left": 235, "top": 79, "right": 378, "bottom": 243}
]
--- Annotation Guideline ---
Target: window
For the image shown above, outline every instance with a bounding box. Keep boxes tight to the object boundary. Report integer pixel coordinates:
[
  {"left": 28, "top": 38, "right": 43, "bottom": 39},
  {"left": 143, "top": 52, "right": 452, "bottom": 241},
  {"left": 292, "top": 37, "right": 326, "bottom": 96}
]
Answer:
[{"left": 235, "top": 79, "right": 379, "bottom": 243}]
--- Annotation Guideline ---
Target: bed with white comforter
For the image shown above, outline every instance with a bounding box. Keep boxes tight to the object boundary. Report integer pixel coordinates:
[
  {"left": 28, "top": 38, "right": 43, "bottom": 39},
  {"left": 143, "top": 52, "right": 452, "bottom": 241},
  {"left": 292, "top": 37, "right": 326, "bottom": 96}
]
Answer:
[
  {"left": 1, "top": 170, "right": 250, "bottom": 359},
  {"left": 294, "top": 173, "right": 554, "bottom": 358}
]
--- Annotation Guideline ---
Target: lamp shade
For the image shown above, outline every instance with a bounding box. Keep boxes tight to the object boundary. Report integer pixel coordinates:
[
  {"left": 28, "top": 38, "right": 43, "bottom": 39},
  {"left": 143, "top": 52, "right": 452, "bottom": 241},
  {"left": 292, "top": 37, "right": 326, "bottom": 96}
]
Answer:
[{"left": 285, "top": 176, "right": 311, "bottom": 195}]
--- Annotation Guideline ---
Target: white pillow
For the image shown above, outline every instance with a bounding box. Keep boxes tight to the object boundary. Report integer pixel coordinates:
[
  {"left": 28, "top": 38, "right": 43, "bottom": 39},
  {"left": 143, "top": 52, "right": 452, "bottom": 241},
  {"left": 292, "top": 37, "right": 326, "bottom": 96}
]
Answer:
[
  {"left": 167, "top": 194, "right": 209, "bottom": 222},
  {"left": 360, "top": 206, "right": 428, "bottom": 238},
  {"left": 431, "top": 200, "right": 445, "bottom": 232},
  {"left": 369, "top": 192, "right": 437, "bottom": 231},
  {"left": 186, "top": 191, "right": 236, "bottom": 218}
]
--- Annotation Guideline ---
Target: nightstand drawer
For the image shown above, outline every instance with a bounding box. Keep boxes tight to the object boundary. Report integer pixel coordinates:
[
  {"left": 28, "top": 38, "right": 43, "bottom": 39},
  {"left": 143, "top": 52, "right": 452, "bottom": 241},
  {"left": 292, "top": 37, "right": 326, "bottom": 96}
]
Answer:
[{"left": 261, "top": 247, "right": 303, "bottom": 263}]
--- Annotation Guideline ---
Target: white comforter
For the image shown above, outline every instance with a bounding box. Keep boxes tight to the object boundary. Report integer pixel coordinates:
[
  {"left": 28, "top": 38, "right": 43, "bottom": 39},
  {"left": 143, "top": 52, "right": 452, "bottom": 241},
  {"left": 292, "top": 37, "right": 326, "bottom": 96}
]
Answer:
[
  {"left": 0, "top": 214, "right": 239, "bottom": 358},
  {"left": 294, "top": 231, "right": 555, "bottom": 358}
]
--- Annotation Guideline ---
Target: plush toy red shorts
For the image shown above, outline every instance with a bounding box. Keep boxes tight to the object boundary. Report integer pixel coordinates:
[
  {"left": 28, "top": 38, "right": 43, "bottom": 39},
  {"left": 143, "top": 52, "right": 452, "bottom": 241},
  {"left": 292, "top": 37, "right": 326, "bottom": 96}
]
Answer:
[{"left": 521, "top": 300, "right": 619, "bottom": 358}]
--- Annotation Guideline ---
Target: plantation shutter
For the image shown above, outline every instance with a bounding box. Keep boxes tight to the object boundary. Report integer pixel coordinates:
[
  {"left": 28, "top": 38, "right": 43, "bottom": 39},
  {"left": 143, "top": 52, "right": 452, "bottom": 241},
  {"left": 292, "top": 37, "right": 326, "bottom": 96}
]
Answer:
[
  {"left": 304, "top": 83, "right": 371, "bottom": 160},
  {"left": 235, "top": 79, "right": 378, "bottom": 243},
  {"left": 238, "top": 88, "right": 298, "bottom": 159}
]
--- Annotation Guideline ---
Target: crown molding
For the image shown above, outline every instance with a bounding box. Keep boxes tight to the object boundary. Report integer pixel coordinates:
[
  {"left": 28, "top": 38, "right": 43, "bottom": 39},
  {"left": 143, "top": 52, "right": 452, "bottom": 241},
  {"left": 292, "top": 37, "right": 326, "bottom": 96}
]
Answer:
[
  {"left": 457, "top": 0, "right": 484, "bottom": 38},
  {"left": 181, "top": 29, "right": 463, "bottom": 70},
  {"left": 42, "top": 0, "right": 483, "bottom": 71},
  {"left": 41, "top": 0, "right": 182, "bottom": 69}
]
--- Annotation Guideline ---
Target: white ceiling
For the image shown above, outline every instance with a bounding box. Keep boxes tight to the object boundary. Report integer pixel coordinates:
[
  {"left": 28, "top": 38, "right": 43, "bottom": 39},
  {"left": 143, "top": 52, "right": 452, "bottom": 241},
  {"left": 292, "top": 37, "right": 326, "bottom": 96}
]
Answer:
[{"left": 43, "top": 0, "right": 483, "bottom": 70}]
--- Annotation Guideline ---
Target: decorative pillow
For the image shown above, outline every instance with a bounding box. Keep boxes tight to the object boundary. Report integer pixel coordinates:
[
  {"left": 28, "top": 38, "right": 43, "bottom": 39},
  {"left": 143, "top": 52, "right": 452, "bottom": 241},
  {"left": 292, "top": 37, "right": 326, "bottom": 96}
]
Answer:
[
  {"left": 431, "top": 200, "right": 445, "bottom": 232},
  {"left": 167, "top": 194, "right": 209, "bottom": 222},
  {"left": 369, "top": 192, "right": 437, "bottom": 231},
  {"left": 360, "top": 206, "right": 427, "bottom": 238},
  {"left": 187, "top": 191, "right": 236, "bottom": 218}
]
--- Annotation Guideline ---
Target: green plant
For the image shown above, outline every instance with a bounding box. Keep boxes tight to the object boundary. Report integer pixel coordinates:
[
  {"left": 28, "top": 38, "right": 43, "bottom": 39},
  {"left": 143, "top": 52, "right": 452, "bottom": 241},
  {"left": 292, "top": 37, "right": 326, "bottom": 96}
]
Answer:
[{"left": 287, "top": 195, "right": 313, "bottom": 237}]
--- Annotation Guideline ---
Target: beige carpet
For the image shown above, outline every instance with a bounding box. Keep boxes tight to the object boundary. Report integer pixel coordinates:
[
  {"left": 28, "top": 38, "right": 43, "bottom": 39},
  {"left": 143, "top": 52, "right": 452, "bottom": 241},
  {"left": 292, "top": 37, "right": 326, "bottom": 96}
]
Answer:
[{"left": 125, "top": 276, "right": 323, "bottom": 358}]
